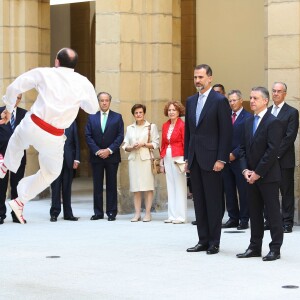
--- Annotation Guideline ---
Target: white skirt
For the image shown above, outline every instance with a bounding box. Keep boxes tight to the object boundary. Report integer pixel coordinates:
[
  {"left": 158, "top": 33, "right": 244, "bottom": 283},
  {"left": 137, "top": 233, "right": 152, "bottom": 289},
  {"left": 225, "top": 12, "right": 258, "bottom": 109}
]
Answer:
[{"left": 128, "top": 155, "right": 154, "bottom": 192}]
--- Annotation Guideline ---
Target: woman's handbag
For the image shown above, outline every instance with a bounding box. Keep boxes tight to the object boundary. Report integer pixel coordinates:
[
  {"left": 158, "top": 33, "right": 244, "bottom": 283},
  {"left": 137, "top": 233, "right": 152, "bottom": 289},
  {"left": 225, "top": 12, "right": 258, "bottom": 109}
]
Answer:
[
  {"left": 174, "top": 160, "right": 186, "bottom": 174},
  {"left": 147, "top": 124, "right": 161, "bottom": 174}
]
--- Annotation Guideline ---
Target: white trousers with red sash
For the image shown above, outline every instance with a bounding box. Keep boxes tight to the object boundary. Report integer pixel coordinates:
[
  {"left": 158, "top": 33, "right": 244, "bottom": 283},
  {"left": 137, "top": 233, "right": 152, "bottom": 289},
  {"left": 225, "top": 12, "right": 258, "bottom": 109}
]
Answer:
[{"left": 4, "top": 113, "right": 65, "bottom": 204}]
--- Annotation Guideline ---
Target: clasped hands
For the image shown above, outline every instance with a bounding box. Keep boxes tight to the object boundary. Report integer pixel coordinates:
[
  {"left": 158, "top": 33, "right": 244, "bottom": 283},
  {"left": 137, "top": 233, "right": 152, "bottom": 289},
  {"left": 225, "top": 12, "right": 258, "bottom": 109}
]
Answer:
[
  {"left": 243, "top": 169, "right": 260, "bottom": 184},
  {"left": 0, "top": 109, "right": 11, "bottom": 125},
  {"left": 98, "top": 149, "right": 110, "bottom": 159}
]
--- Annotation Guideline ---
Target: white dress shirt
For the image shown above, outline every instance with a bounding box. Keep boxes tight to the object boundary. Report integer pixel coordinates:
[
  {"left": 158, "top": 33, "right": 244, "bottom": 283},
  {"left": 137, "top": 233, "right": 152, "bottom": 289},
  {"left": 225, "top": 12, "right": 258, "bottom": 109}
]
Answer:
[{"left": 3, "top": 67, "right": 99, "bottom": 129}]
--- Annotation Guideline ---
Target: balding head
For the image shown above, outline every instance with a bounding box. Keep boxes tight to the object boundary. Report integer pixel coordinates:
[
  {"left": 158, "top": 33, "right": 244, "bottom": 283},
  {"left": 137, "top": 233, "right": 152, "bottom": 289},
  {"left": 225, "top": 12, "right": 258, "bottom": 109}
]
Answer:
[{"left": 55, "top": 48, "right": 78, "bottom": 69}]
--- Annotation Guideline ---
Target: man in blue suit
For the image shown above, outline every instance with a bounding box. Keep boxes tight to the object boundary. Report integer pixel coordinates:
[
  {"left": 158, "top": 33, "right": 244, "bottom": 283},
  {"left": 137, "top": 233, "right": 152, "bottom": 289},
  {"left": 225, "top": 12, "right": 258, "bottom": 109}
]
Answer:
[
  {"left": 237, "top": 87, "right": 283, "bottom": 261},
  {"left": 0, "top": 95, "right": 27, "bottom": 224},
  {"left": 50, "top": 121, "right": 80, "bottom": 222},
  {"left": 222, "top": 90, "right": 252, "bottom": 230},
  {"left": 185, "top": 64, "right": 232, "bottom": 255},
  {"left": 85, "top": 92, "right": 124, "bottom": 221}
]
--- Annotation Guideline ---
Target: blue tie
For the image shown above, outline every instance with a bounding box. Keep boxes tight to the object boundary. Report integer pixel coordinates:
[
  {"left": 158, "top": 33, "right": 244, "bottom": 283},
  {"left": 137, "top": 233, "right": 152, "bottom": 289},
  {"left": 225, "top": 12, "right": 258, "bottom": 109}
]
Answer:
[
  {"left": 195, "top": 94, "right": 204, "bottom": 125},
  {"left": 252, "top": 115, "right": 260, "bottom": 135},
  {"left": 10, "top": 111, "right": 15, "bottom": 130}
]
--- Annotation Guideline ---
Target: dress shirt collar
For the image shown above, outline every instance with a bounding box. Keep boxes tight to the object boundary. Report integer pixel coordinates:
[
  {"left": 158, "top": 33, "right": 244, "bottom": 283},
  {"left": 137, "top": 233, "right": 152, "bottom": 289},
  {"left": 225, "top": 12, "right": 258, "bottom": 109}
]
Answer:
[{"left": 232, "top": 107, "right": 243, "bottom": 118}]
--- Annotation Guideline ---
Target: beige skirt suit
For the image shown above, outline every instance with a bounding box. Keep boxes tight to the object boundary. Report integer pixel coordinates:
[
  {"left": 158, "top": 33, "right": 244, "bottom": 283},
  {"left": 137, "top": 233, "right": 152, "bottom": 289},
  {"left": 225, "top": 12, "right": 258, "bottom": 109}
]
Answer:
[{"left": 122, "top": 121, "right": 159, "bottom": 192}]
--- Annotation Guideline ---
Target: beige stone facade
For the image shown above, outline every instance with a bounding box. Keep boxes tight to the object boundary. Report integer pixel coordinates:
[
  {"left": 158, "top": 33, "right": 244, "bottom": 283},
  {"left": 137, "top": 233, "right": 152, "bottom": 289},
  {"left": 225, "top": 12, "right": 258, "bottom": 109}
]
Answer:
[{"left": 0, "top": 0, "right": 299, "bottom": 218}]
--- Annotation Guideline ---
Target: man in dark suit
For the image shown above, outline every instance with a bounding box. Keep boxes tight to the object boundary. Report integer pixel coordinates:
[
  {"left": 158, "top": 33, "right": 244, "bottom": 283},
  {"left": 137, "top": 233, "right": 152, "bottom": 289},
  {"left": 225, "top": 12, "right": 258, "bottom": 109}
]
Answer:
[
  {"left": 237, "top": 86, "right": 283, "bottom": 261},
  {"left": 185, "top": 64, "right": 232, "bottom": 255},
  {"left": 222, "top": 90, "right": 251, "bottom": 230},
  {"left": 0, "top": 94, "right": 27, "bottom": 224},
  {"left": 85, "top": 92, "right": 124, "bottom": 221},
  {"left": 264, "top": 82, "right": 299, "bottom": 233},
  {"left": 50, "top": 121, "right": 80, "bottom": 222}
]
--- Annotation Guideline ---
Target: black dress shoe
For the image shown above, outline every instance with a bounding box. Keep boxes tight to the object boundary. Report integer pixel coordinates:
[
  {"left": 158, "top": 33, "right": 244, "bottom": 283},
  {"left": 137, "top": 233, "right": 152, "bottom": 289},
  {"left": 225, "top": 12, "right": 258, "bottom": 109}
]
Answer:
[
  {"left": 283, "top": 224, "right": 292, "bottom": 233},
  {"left": 236, "top": 248, "right": 261, "bottom": 258},
  {"left": 64, "top": 216, "right": 79, "bottom": 221},
  {"left": 186, "top": 243, "right": 208, "bottom": 252},
  {"left": 222, "top": 219, "right": 239, "bottom": 228},
  {"left": 237, "top": 222, "right": 249, "bottom": 230},
  {"left": 0, "top": 217, "right": 4, "bottom": 224},
  {"left": 206, "top": 245, "right": 219, "bottom": 255},
  {"left": 108, "top": 216, "right": 116, "bottom": 221},
  {"left": 50, "top": 216, "right": 57, "bottom": 222},
  {"left": 191, "top": 220, "right": 197, "bottom": 225},
  {"left": 262, "top": 251, "right": 280, "bottom": 261},
  {"left": 90, "top": 215, "right": 104, "bottom": 220}
]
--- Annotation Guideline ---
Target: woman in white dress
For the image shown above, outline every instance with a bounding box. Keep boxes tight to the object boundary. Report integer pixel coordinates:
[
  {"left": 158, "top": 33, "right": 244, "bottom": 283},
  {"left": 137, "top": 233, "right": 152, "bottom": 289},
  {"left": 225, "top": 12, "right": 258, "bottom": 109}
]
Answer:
[{"left": 123, "top": 104, "right": 159, "bottom": 222}]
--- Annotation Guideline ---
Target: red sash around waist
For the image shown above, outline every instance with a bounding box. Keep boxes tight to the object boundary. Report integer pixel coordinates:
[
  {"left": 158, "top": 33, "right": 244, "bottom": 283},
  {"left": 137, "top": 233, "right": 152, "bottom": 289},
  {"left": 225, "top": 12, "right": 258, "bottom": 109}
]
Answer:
[{"left": 31, "top": 114, "right": 64, "bottom": 136}]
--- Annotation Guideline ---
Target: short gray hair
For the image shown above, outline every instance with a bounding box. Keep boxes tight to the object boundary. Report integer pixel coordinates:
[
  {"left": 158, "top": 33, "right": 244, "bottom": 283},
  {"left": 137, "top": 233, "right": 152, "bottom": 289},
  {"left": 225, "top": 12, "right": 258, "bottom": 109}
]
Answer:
[
  {"left": 251, "top": 86, "right": 269, "bottom": 100},
  {"left": 228, "top": 89, "right": 242, "bottom": 99}
]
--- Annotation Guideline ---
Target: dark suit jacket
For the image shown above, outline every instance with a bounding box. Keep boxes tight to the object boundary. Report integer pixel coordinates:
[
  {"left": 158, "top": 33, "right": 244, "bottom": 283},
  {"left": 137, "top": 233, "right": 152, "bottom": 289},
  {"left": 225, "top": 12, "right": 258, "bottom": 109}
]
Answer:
[
  {"left": 184, "top": 89, "right": 232, "bottom": 170},
  {"left": 268, "top": 103, "right": 299, "bottom": 168},
  {"left": 85, "top": 110, "right": 124, "bottom": 164},
  {"left": 64, "top": 122, "right": 80, "bottom": 168},
  {"left": 231, "top": 109, "right": 252, "bottom": 160},
  {"left": 240, "top": 111, "right": 283, "bottom": 183},
  {"left": 0, "top": 106, "right": 27, "bottom": 165}
]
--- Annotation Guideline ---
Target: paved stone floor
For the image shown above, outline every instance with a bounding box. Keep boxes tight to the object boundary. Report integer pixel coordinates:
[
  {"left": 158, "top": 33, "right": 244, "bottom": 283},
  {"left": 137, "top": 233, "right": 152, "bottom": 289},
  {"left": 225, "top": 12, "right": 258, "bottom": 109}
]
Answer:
[{"left": 0, "top": 178, "right": 300, "bottom": 300}]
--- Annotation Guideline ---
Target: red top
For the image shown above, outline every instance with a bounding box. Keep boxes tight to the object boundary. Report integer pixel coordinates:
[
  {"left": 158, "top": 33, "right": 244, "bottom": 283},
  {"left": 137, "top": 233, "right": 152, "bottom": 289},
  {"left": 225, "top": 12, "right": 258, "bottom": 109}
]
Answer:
[{"left": 160, "top": 118, "right": 185, "bottom": 158}]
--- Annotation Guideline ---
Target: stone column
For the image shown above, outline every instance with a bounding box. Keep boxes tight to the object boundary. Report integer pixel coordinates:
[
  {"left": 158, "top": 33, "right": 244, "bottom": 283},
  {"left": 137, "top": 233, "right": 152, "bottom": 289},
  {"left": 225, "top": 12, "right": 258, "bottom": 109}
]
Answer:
[
  {"left": 95, "top": 0, "right": 181, "bottom": 213},
  {"left": 265, "top": 0, "right": 300, "bottom": 223},
  {"left": 0, "top": 0, "right": 50, "bottom": 196}
]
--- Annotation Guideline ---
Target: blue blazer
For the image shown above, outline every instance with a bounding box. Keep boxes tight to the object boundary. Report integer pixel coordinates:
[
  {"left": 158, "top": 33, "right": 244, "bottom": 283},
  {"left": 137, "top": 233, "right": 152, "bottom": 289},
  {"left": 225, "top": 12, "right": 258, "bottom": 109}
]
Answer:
[
  {"left": 184, "top": 89, "right": 232, "bottom": 171},
  {"left": 231, "top": 109, "right": 252, "bottom": 160},
  {"left": 85, "top": 110, "right": 124, "bottom": 164},
  {"left": 64, "top": 121, "right": 80, "bottom": 169},
  {"left": 0, "top": 106, "right": 27, "bottom": 165}
]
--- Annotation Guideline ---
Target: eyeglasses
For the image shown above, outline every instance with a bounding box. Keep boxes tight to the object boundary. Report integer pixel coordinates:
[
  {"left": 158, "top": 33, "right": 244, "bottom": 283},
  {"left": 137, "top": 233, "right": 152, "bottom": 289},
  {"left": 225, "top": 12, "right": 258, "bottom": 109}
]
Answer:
[{"left": 272, "top": 90, "right": 286, "bottom": 94}]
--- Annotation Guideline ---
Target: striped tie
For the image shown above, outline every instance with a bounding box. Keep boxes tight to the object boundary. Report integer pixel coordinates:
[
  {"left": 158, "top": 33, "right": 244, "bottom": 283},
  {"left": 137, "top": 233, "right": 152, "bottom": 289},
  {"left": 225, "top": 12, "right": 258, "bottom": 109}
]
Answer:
[{"left": 10, "top": 111, "right": 15, "bottom": 130}]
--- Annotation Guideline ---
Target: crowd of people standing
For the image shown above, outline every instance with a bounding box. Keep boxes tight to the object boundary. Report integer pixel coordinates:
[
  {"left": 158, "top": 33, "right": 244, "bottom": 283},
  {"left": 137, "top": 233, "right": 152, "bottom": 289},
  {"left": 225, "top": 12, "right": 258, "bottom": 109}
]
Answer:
[{"left": 0, "top": 50, "right": 298, "bottom": 262}]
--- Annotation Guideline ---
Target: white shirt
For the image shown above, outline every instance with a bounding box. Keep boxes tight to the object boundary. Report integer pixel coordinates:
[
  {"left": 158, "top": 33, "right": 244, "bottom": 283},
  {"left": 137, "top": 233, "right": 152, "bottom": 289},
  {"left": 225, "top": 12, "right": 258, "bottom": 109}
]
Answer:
[
  {"left": 232, "top": 107, "right": 243, "bottom": 118},
  {"left": 271, "top": 101, "right": 284, "bottom": 116},
  {"left": 3, "top": 67, "right": 99, "bottom": 129},
  {"left": 199, "top": 87, "right": 212, "bottom": 107},
  {"left": 255, "top": 108, "right": 268, "bottom": 127}
]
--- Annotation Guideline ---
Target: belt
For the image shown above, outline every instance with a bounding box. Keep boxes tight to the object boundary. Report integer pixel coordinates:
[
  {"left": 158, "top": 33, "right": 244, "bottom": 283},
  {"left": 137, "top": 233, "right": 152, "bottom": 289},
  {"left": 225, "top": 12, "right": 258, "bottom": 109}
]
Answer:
[{"left": 31, "top": 114, "right": 64, "bottom": 136}]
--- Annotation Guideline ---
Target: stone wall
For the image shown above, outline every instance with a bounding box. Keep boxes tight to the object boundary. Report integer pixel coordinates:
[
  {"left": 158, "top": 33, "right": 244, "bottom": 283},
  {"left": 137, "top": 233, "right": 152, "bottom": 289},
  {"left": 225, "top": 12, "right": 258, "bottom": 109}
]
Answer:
[
  {"left": 265, "top": 0, "right": 300, "bottom": 223},
  {"left": 95, "top": 0, "right": 181, "bottom": 213}
]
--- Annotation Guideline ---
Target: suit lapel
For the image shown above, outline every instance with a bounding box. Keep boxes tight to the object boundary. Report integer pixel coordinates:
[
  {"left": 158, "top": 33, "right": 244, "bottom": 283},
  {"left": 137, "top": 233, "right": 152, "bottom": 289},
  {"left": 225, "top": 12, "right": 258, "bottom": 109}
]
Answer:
[
  {"left": 190, "top": 95, "right": 198, "bottom": 126},
  {"left": 251, "top": 111, "right": 269, "bottom": 141}
]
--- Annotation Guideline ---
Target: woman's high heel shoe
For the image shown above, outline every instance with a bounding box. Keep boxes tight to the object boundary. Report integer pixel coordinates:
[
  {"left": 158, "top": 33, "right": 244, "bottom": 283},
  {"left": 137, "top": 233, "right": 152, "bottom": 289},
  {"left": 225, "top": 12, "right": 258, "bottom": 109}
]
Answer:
[
  {"left": 142, "top": 214, "right": 152, "bottom": 222},
  {"left": 131, "top": 216, "right": 141, "bottom": 222}
]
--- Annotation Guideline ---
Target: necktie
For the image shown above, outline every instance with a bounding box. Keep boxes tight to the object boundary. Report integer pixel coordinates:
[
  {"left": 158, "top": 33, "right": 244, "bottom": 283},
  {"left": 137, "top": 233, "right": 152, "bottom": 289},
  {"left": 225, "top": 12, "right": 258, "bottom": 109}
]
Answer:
[
  {"left": 10, "top": 111, "right": 15, "bottom": 130},
  {"left": 272, "top": 105, "right": 279, "bottom": 117},
  {"left": 195, "top": 94, "right": 204, "bottom": 125},
  {"left": 101, "top": 112, "right": 107, "bottom": 132},
  {"left": 252, "top": 115, "right": 260, "bottom": 135},
  {"left": 232, "top": 112, "right": 237, "bottom": 124}
]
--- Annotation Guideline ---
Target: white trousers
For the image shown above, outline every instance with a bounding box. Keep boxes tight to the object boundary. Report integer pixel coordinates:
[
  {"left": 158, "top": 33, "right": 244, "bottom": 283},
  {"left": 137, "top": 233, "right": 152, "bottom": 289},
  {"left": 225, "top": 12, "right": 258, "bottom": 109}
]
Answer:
[
  {"left": 4, "top": 113, "right": 65, "bottom": 204},
  {"left": 164, "top": 148, "right": 187, "bottom": 222}
]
